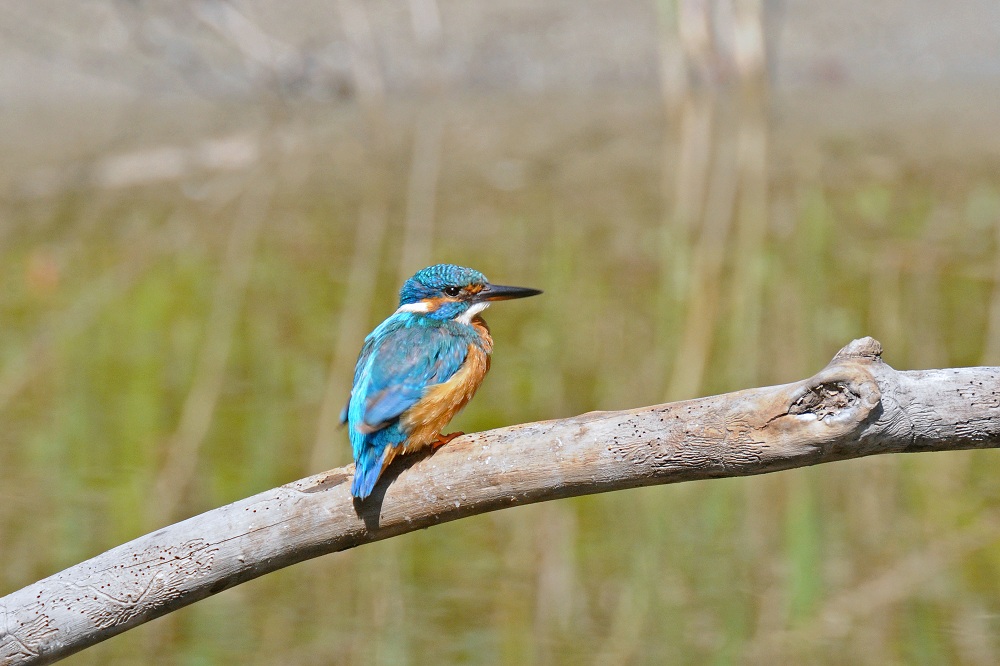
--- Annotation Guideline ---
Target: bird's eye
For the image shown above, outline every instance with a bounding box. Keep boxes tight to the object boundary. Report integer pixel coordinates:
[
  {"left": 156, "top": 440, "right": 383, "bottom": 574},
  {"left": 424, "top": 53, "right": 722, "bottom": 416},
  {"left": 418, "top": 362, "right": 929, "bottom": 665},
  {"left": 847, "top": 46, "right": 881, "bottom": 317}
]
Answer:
[{"left": 444, "top": 286, "right": 462, "bottom": 297}]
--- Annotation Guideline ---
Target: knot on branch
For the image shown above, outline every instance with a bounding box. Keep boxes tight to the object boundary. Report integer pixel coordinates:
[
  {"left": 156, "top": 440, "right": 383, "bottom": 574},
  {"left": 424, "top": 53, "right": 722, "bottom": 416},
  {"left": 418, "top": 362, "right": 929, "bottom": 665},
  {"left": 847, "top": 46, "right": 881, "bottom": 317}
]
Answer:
[
  {"left": 833, "top": 336, "right": 883, "bottom": 362},
  {"left": 768, "top": 340, "right": 884, "bottom": 443},
  {"left": 788, "top": 381, "right": 859, "bottom": 421}
]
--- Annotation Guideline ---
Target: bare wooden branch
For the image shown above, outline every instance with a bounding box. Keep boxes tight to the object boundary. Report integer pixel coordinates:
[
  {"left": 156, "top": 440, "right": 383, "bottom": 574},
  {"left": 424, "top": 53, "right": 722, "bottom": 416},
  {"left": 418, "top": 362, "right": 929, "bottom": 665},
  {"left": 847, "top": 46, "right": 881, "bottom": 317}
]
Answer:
[{"left": 2, "top": 337, "right": 999, "bottom": 665}]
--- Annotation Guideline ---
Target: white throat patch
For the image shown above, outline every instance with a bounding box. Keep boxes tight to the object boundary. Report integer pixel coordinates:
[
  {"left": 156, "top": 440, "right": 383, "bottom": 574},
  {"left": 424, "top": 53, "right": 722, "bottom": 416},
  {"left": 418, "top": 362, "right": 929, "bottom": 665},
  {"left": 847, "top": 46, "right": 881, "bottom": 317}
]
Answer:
[{"left": 457, "top": 301, "right": 490, "bottom": 324}]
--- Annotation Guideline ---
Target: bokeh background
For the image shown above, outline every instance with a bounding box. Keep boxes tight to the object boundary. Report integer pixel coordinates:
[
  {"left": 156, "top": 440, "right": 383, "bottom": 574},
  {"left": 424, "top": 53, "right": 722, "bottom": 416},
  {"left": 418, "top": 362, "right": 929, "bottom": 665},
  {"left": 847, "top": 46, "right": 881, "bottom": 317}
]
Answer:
[{"left": 3, "top": 1, "right": 1000, "bottom": 663}]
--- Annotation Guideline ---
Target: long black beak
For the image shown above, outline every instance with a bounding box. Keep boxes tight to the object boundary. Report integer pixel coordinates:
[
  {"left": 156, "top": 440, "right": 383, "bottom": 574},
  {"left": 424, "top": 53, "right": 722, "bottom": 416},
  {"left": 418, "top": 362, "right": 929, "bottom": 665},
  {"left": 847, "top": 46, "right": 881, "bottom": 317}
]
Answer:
[{"left": 476, "top": 283, "right": 543, "bottom": 302}]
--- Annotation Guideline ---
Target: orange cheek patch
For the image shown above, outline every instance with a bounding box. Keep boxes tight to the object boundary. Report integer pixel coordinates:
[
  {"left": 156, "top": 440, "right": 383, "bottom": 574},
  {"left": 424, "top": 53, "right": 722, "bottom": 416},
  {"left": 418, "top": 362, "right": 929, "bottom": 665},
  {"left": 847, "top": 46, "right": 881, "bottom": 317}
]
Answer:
[{"left": 421, "top": 296, "right": 463, "bottom": 312}]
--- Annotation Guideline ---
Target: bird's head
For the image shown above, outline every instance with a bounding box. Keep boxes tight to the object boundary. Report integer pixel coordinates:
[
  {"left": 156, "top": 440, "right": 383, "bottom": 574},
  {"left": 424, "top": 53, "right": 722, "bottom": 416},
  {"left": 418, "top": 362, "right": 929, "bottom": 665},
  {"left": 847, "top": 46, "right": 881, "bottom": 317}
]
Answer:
[{"left": 397, "top": 264, "right": 542, "bottom": 322}]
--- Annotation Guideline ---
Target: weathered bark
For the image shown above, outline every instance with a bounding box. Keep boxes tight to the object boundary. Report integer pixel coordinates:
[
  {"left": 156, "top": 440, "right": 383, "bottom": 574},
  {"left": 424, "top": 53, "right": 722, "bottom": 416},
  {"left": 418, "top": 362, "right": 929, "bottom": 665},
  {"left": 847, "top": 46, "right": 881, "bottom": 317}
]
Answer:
[{"left": 2, "top": 337, "right": 999, "bottom": 665}]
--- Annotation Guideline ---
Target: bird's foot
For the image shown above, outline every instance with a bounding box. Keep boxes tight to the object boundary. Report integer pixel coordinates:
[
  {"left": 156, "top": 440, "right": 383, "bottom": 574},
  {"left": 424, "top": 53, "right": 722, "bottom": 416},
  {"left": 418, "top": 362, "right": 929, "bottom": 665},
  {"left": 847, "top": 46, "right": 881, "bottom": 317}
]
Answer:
[{"left": 431, "top": 432, "right": 465, "bottom": 449}]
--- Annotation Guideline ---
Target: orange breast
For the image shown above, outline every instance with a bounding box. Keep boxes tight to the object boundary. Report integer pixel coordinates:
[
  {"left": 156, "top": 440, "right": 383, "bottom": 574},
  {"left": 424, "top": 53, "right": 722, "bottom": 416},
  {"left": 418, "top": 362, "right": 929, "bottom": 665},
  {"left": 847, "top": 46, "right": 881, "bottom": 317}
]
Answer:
[{"left": 399, "top": 318, "right": 493, "bottom": 452}]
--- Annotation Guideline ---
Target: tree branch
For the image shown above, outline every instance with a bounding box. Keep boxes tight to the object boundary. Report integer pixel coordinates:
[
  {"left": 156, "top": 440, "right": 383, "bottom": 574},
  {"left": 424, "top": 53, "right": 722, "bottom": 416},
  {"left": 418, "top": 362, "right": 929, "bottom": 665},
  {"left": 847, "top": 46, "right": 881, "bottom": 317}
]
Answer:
[{"left": 2, "top": 337, "right": 999, "bottom": 665}]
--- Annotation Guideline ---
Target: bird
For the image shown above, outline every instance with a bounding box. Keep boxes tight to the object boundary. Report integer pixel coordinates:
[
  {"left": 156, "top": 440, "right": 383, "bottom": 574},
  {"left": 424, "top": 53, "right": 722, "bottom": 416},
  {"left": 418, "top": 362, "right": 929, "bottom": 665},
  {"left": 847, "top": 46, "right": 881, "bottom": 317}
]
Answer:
[{"left": 343, "top": 264, "right": 541, "bottom": 499}]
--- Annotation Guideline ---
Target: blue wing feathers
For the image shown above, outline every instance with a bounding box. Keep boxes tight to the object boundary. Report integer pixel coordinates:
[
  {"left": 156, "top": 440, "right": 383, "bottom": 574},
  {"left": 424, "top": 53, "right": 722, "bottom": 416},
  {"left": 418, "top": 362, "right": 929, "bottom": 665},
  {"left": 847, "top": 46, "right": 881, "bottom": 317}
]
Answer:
[
  {"left": 362, "top": 386, "right": 424, "bottom": 429},
  {"left": 348, "top": 313, "right": 478, "bottom": 498}
]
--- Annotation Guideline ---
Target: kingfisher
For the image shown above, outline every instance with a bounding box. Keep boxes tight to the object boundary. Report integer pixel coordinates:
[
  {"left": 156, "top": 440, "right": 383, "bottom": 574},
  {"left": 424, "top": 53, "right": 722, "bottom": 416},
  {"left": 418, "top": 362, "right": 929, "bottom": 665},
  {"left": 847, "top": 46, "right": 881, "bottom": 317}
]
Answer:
[{"left": 343, "top": 264, "right": 542, "bottom": 499}]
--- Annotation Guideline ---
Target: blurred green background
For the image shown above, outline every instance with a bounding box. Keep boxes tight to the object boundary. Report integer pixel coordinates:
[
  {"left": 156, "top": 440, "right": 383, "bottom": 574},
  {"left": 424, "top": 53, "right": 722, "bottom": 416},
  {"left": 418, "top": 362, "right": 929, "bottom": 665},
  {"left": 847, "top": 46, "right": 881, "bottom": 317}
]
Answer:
[{"left": 2, "top": 1, "right": 1000, "bottom": 664}]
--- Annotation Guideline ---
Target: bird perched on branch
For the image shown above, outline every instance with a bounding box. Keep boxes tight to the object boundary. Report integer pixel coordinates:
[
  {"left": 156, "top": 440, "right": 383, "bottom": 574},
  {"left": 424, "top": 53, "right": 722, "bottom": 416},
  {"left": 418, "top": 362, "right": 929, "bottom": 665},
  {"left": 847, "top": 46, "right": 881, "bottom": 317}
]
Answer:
[{"left": 344, "top": 264, "right": 542, "bottom": 499}]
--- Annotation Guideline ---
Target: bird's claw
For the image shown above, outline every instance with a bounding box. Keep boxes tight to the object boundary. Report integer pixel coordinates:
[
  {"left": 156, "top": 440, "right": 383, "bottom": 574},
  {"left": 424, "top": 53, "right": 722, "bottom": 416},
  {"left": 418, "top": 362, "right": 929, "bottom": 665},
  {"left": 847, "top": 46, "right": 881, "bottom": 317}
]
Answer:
[{"left": 431, "top": 432, "right": 465, "bottom": 449}]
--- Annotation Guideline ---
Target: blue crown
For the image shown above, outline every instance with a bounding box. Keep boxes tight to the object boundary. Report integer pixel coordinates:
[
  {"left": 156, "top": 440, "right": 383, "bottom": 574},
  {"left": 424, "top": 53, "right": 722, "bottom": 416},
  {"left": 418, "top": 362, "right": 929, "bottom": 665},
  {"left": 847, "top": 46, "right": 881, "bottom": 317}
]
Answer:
[{"left": 399, "top": 264, "right": 488, "bottom": 305}]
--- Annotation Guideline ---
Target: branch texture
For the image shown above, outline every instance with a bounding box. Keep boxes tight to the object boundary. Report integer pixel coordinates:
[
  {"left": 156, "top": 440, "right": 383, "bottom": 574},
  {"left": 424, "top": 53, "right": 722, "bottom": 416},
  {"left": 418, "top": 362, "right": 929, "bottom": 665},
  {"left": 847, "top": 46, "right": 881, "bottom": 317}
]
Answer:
[{"left": 2, "top": 337, "right": 999, "bottom": 664}]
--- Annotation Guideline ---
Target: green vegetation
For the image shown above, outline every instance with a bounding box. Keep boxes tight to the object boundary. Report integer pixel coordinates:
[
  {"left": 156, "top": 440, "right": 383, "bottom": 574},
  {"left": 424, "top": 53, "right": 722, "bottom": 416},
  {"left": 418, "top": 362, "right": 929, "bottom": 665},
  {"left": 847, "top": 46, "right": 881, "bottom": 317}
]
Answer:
[{"left": 1, "top": 94, "right": 999, "bottom": 664}]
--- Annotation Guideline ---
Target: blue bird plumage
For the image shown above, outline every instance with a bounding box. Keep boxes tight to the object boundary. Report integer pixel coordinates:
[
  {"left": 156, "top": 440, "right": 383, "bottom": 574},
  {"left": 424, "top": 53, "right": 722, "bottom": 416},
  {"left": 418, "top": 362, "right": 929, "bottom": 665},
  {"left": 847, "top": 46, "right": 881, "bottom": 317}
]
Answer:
[{"left": 344, "top": 264, "right": 541, "bottom": 499}]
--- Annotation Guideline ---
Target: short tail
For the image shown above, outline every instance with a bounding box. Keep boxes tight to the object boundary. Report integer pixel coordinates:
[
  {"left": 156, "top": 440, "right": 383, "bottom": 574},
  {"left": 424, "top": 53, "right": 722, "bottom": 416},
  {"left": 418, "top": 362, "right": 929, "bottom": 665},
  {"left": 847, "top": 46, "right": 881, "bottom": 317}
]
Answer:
[{"left": 351, "top": 446, "right": 394, "bottom": 499}]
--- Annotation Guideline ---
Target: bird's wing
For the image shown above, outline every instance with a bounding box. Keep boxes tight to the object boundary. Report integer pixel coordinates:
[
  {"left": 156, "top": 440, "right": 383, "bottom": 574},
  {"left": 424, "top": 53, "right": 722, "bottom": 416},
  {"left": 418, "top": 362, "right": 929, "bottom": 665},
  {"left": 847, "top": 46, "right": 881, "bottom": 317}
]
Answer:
[
  {"left": 353, "top": 321, "right": 470, "bottom": 432},
  {"left": 339, "top": 332, "right": 377, "bottom": 425}
]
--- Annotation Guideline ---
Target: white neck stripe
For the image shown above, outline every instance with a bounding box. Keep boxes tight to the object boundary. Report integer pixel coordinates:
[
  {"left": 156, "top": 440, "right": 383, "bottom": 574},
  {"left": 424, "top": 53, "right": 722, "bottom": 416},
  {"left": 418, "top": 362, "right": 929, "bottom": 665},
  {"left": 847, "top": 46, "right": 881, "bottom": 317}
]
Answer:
[
  {"left": 457, "top": 301, "right": 490, "bottom": 324},
  {"left": 395, "top": 302, "right": 430, "bottom": 314},
  {"left": 395, "top": 300, "right": 489, "bottom": 323}
]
